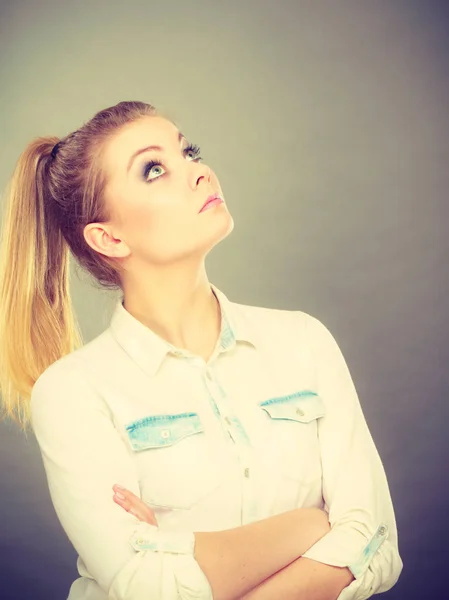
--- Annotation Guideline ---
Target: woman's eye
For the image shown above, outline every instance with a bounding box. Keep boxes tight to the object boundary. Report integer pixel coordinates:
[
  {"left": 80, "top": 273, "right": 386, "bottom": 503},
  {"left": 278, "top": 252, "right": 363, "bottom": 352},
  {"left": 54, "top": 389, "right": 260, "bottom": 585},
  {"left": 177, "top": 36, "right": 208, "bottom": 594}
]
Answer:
[
  {"left": 143, "top": 162, "right": 166, "bottom": 182},
  {"left": 142, "top": 143, "right": 202, "bottom": 183},
  {"left": 185, "top": 143, "right": 203, "bottom": 161}
]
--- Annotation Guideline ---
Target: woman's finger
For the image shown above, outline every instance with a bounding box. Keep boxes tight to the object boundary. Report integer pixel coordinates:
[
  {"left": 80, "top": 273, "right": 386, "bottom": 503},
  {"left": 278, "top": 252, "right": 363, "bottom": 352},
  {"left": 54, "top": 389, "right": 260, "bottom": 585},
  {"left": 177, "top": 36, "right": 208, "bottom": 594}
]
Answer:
[
  {"left": 113, "top": 488, "right": 157, "bottom": 525},
  {"left": 112, "top": 484, "right": 158, "bottom": 526}
]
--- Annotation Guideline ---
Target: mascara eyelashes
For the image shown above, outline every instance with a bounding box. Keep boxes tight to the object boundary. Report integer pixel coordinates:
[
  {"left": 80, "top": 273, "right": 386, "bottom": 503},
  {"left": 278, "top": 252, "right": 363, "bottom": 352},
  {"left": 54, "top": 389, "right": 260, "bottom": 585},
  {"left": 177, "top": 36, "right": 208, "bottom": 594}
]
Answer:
[{"left": 142, "top": 143, "right": 203, "bottom": 182}]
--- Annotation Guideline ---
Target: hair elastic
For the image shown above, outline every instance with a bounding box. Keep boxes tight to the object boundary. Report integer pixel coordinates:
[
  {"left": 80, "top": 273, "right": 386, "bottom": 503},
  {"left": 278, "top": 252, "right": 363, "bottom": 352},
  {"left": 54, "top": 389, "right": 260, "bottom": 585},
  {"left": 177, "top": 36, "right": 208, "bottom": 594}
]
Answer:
[{"left": 51, "top": 141, "right": 61, "bottom": 159}]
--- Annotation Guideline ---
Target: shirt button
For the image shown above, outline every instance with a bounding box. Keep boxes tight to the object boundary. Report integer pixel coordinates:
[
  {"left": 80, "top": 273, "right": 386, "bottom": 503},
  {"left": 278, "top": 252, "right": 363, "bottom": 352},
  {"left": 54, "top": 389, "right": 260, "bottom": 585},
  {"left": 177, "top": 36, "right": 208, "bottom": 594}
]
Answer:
[
  {"left": 296, "top": 408, "right": 305, "bottom": 416},
  {"left": 244, "top": 467, "right": 250, "bottom": 478},
  {"left": 378, "top": 525, "right": 388, "bottom": 536},
  {"left": 206, "top": 370, "right": 213, "bottom": 380},
  {"left": 224, "top": 417, "right": 231, "bottom": 425},
  {"left": 161, "top": 429, "right": 171, "bottom": 439}
]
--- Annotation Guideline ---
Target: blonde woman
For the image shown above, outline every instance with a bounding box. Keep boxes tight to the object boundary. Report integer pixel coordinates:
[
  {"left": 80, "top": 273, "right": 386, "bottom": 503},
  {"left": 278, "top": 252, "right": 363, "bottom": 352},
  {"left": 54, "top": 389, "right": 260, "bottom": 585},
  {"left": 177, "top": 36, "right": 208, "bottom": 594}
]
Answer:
[{"left": 0, "top": 101, "right": 403, "bottom": 600}]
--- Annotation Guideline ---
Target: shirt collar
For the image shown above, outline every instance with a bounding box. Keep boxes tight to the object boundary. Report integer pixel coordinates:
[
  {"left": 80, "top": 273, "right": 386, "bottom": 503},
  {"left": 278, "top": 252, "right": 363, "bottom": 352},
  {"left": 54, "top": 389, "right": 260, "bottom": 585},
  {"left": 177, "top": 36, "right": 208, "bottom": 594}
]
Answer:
[{"left": 108, "top": 283, "right": 257, "bottom": 378}]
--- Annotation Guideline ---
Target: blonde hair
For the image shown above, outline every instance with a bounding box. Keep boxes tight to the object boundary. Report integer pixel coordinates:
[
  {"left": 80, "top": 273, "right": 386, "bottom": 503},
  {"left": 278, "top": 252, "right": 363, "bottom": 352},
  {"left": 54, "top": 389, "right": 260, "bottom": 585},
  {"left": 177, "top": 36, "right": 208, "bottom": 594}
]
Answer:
[{"left": 0, "top": 100, "right": 160, "bottom": 434}]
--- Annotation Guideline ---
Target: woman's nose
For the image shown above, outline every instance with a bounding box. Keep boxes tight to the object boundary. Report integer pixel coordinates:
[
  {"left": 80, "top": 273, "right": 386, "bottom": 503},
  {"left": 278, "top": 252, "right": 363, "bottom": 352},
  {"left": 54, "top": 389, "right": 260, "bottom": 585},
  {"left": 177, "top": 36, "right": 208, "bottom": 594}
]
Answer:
[{"left": 192, "top": 161, "right": 211, "bottom": 188}]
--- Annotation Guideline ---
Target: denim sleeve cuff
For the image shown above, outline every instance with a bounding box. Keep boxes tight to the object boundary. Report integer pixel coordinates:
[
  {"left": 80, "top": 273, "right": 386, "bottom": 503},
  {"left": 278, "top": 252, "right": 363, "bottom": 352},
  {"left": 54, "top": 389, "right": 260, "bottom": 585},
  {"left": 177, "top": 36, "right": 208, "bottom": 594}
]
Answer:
[
  {"left": 109, "top": 534, "right": 213, "bottom": 600},
  {"left": 302, "top": 522, "right": 389, "bottom": 577},
  {"left": 129, "top": 521, "right": 196, "bottom": 554},
  {"left": 348, "top": 523, "right": 389, "bottom": 578}
]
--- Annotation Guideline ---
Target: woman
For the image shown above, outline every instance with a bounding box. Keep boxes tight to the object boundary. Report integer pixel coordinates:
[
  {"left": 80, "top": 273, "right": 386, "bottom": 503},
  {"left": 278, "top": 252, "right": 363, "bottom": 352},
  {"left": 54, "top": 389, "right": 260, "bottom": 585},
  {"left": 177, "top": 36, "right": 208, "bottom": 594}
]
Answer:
[{"left": 0, "top": 101, "right": 403, "bottom": 600}]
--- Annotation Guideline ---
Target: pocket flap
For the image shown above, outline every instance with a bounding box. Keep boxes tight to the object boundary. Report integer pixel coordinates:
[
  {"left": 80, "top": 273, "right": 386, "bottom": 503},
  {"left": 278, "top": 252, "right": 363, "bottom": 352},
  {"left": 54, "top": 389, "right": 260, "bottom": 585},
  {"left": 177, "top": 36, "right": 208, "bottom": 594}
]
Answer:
[
  {"left": 125, "top": 412, "right": 204, "bottom": 451},
  {"left": 258, "top": 390, "right": 325, "bottom": 423}
]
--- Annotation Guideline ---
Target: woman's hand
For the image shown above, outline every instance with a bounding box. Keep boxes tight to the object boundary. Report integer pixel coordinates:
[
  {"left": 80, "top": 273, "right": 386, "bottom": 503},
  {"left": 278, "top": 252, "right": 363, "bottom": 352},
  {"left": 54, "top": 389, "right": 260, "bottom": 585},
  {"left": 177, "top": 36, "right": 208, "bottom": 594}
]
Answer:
[{"left": 112, "top": 484, "right": 158, "bottom": 526}]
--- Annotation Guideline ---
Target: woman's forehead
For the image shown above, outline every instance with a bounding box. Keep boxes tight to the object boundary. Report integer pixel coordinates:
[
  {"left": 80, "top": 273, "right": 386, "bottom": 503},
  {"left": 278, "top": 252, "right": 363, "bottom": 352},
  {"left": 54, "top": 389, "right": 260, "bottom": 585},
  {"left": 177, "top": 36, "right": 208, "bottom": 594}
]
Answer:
[
  {"left": 113, "top": 116, "right": 178, "bottom": 147},
  {"left": 102, "top": 116, "right": 179, "bottom": 175}
]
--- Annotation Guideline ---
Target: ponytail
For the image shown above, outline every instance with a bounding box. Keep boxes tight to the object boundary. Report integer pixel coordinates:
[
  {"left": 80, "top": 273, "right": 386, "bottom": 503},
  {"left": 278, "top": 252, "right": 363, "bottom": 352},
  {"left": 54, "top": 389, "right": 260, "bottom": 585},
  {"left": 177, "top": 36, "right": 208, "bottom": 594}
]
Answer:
[
  {"left": 0, "top": 138, "right": 83, "bottom": 435},
  {"left": 0, "top": 100, "right": 159, "bottom": 435}
]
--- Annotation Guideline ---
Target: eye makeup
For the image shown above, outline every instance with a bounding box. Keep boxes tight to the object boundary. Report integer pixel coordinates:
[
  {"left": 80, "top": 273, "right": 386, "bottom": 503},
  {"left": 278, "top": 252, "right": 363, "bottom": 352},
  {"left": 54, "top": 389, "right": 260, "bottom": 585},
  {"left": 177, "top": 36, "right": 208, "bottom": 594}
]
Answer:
[{"left": 142, "top": 143, "right": 203, "bottom": 183}]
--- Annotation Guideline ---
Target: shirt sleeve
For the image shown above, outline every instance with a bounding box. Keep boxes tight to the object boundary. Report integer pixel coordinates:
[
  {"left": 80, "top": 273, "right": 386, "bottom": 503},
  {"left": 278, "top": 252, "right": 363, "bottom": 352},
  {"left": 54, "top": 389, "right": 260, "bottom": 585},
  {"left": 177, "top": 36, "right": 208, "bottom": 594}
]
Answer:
[
  {"left": 300, "top": 315, "right": 403, "bottom": 599},
  {"left": 30, "top": 358, "right": 213, "bottom": 600}
]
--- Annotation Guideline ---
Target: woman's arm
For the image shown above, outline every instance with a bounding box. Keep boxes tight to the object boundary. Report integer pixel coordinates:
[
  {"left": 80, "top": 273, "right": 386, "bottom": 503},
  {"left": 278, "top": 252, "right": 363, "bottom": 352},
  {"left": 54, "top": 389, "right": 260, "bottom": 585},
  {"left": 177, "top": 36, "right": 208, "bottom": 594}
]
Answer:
[
  {"left": 113, "top": 487, "right": 333, "bottom": 600},
  {"left": 195, "top": 507, "right": 331, "bottom": 600},
  {"left": 238, "top": 557, "right": 354, "bottom": 600},
  {"left": 294, "top": 314, "right": 403, "bottom": 599}
]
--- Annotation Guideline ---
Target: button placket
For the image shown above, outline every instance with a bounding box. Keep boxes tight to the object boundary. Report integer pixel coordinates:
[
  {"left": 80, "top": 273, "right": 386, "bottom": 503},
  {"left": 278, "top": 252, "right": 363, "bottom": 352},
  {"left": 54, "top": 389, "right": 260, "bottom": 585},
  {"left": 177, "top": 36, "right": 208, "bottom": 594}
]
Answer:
[
  {"left": 203, "top": 368, "right": 224, "bottom": 422},
  {"left": 240, "top": 451, "right": 259, "bottom": 524},
  {"left": 204, "top": 368, "right": 230, "bottom": 426},
  {"left": 203, "top": 367, "right": 256, "bottom": 524}
]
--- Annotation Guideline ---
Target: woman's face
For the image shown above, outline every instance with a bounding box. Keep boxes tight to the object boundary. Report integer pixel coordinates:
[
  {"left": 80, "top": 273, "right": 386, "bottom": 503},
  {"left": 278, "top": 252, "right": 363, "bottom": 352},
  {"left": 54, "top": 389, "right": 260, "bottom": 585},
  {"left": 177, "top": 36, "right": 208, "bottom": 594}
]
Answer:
[{"left": 88, "top": 115, "right": 234, "bottom": 267}]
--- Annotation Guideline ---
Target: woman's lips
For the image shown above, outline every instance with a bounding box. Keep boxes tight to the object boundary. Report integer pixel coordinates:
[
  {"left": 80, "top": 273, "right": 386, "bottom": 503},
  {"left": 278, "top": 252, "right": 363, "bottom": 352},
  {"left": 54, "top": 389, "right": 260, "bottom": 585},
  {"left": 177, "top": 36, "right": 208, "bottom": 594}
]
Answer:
[{"left": 199, "top": 197, "right": 224, "bottom": 212}]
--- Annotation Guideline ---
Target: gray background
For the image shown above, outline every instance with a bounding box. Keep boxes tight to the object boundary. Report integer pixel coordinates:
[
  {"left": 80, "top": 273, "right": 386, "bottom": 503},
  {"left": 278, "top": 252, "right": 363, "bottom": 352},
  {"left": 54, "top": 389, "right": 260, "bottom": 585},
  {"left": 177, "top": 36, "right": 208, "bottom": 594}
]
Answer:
[{"left": 1, "top": 1, "right": 448, "bottom": 598}]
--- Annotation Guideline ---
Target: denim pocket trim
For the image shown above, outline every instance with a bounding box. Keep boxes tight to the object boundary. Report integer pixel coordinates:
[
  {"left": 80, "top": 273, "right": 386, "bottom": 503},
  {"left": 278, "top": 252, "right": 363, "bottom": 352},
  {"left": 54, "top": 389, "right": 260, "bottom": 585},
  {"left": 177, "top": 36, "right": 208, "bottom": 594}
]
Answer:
[
  {"left": 125, "top": 412, "right": 204, "bottom": 451},
  {"left": 258, "top": 390, "right": 325, "bottom": 423}
]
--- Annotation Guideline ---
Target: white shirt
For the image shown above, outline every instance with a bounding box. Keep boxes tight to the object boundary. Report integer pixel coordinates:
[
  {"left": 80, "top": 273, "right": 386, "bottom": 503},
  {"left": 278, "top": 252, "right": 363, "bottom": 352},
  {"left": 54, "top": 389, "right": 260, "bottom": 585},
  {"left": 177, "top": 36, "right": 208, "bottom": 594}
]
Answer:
[{"left": 30, "top": 284, "right": 403, "bottom": 600}]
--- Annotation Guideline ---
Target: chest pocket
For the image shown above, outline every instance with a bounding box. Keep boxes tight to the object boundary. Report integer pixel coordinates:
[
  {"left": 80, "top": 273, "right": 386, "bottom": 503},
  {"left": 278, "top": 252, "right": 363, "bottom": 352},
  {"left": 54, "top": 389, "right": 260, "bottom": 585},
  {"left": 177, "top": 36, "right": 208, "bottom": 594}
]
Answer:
[
  {"left": 125, "top": 412, "right": 221, "bottom": 510},
  {"left": 258, "top": 390, "right": 325, "bottom": 482},
  {"left": 126, "top": 412, "right": 203, "bottom": 451}
]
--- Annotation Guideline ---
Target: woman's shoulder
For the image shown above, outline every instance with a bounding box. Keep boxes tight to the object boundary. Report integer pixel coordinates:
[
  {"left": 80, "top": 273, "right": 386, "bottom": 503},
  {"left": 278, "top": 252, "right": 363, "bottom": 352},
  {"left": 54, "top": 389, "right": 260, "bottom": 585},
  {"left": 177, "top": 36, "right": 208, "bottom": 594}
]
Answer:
[
  {"left": 227, "top": 297, "right": 333, "bottom": 349},
  {"left": 230, "top": 297, "right": 324, "bottom": 330},
  {"left": 31, "top": 342, "right": 108, "bottom": 422}
]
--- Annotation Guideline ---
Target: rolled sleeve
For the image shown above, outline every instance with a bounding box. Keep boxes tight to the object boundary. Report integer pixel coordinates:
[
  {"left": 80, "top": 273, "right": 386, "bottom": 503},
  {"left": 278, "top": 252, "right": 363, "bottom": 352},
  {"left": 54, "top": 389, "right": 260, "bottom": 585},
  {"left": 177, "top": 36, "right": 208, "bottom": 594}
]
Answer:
[
  {"left": 109, "top": 523, "right": 212, "bottom": 599},
  {"left": 300, "top": 315, "right": 403, "bottom": 599},
  {"left": 30, "top": 359, "right": 213, "bottom": 600}
]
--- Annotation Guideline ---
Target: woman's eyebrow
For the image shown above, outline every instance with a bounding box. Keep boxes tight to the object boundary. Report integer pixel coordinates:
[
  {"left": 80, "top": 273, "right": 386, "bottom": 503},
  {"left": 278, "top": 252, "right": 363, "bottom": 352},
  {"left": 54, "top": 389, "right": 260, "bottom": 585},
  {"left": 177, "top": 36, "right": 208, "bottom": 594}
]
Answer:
[{"left": 126, "top": 132, "right": 187, "bottom": 173}]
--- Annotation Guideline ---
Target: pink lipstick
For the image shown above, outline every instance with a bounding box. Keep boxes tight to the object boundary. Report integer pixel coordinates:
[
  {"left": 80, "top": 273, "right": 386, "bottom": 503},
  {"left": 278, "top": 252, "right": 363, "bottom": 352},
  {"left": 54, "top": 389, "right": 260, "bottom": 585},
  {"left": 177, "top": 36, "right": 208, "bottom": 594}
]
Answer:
[{"left": 199, "top": 194, "right": 224, "bottom": 213}]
